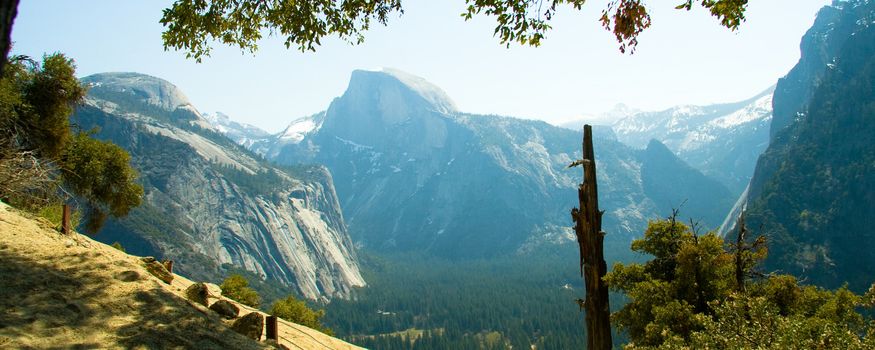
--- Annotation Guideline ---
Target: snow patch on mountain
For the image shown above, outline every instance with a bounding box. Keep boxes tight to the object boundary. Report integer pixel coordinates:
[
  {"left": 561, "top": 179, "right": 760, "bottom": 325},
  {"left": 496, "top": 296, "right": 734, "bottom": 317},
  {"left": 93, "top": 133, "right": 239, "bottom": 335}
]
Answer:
[
  {"left": 280, "top": 118, "right": 320, "bottom": 143},
  {"left": 708, "top": 94, "right": 773, "bottom": 129},
  {"left": 609, "top": 86, "right": 775, "bottom": 195}
]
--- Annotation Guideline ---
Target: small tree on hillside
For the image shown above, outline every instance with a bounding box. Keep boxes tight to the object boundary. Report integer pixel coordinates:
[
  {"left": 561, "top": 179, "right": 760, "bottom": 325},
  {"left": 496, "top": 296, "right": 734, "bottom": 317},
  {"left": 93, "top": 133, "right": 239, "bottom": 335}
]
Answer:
[
  {"left": 605, "top": 211, "right": 875, "bottom": 349},
  {"left": 62, "top": 132, "right": 143, "bottom": 232},
  {"left": 0, "top": 54, "right": 142, "bottom": 231},
  {"left": 727, "top": 212, "right": 767, "bottom": 292},
  {"left": 605, "top": 215, "right": 735, "bottom": 346},
  {"left": 270, "top": 295, "right": 334, "bottom": 336},
  {"left": 220, "top": 274, "right": 261, "bottom": 307}
]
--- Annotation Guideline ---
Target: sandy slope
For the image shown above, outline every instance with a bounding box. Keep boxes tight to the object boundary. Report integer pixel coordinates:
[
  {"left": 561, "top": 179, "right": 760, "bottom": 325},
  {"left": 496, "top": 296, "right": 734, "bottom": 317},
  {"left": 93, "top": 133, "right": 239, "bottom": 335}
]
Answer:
[{"left": 0, "top": 202, "right": 364, "bottom": 350}]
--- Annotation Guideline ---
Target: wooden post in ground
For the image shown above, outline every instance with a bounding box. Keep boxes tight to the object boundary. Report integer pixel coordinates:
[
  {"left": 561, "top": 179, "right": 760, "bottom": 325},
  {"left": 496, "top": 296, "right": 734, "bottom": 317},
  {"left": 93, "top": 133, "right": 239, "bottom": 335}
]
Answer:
[
  {"left": 266, "top": 315, "right": 278, "bottom": 341},
  {"left": 61, "top": 204, "right": 71, "bottom": 235},
  {"left": 569, "top": 125, "right": 613, "bottom": 350},
  {"left": 162, "top": 260, "right": 174, "bottom": 274}
]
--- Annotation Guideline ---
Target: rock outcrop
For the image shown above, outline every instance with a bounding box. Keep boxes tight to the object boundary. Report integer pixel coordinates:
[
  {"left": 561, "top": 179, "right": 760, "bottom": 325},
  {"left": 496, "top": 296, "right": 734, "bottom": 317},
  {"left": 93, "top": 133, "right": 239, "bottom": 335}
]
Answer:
[
  {"left": 232, "top": 312, "right": 265, "bottom": 340},
  {"left": 73, "top": 72, "right": 365, "bottom": 300},
  {"left": 185, "top": 283, "right": 210, "bottom": 306},
  {"left": 741, "top": 0, "right": 875, "bottom": 292},
  {"left": 210, "top": 300, "right": 240, "bottom": 319}
]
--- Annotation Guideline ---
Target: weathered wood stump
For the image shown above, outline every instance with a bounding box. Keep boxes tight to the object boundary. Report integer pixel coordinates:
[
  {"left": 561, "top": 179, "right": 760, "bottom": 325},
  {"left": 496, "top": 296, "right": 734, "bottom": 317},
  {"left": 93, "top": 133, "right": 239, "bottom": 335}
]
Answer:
[{"left": 569, "top": 125, "right": 613, "bottom": 350}]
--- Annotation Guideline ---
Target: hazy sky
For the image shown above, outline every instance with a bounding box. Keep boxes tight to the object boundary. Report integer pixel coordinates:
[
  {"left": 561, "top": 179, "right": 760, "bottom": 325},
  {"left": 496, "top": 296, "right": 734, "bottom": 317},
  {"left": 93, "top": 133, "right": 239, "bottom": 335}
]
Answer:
[{"left": 13, "top": 0, "right": 830, "bottom": 132}]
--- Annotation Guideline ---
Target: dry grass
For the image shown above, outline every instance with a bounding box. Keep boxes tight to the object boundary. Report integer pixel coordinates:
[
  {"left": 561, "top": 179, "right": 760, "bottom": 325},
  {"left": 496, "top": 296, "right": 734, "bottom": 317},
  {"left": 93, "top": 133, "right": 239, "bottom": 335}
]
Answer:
[{"left": 0, "top": 201, "right": 363, "bottom": 350}]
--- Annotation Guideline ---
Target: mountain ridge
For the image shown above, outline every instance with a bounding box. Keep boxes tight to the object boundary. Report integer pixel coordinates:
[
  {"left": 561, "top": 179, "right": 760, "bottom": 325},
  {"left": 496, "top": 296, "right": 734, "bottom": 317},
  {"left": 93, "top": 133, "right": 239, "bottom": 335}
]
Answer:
[
  {"left": 605, "top": 86, "right": 775, "bottom": 195},
  {"left": 742, "top": 0, "right": 875, "bottom": 292},
  {"left": 74, "top": 72, "right": 365, "bottom": 300},
  {"left": 217, "top": 69, "right": 736, "bottom": 259}
]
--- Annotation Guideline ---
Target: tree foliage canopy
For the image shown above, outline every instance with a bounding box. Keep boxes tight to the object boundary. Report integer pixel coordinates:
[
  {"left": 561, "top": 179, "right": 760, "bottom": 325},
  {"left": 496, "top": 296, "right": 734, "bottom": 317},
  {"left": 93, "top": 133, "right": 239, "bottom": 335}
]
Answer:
[
  {"left": 0, "top": 54, "right": 142, "bottom": 231},
  {"left": 1, "top": 55, "right": 84, "bottom": 159},
  {"left": 270, "top": 295, "right": 333, "bottom": 335},
  {"left": 63, "top": 132, "right": 143, "bottom": 232},
  {"left": 605, "top": 215, "right": 875, "bottom": 349},
  {"left": 605, "top": 217, "right": 735, "bottom": 345},
  {"left": 220, "top": 274, "right": 261, "bottom": 307},
  {"left": 161, "top": 0, "right": 750, "bottom": 60}
]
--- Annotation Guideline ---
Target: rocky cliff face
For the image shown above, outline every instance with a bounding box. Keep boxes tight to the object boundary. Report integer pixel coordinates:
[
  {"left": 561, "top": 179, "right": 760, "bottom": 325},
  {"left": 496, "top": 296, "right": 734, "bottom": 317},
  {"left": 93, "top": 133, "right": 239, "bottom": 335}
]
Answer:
[
  {"left": 73, "top": 72, "right": 365, "bottom": 300},
  {"left": 245, "top": 69, "right": 733, "bottom": 259},
  {"left": 742, "top": 0, "right": 875, "bottom": 292},
  {"left": 769, "top": 4, "right": 851, "bottom": 138}
]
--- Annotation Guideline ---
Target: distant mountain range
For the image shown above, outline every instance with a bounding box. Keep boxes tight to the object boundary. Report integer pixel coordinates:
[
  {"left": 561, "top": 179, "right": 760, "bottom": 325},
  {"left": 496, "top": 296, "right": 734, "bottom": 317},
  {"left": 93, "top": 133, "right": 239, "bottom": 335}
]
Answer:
[
  {"left": 73, "top": 72, "right": 364, "bottom": 300},
  {"left": 559, "top": 103, "right": 642, "bottom": 129},
  {"left": 210, "top": 69, "right": 735, "bottom": 259},
  {"left": 612, "top": 88, "right": 774, "bottom": 195},
  {"left": 560, "top": 88, "right": 774, "bottom": 196},
  {"left": 202, "top": 111, "right": 271, "bottom": 149}
]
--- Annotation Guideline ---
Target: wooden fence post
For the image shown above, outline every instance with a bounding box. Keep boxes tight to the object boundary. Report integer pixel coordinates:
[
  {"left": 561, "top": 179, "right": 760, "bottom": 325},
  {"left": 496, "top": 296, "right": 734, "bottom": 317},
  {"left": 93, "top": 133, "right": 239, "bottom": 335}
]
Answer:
[
  {"left": 61, "top": 204, "right": 71, "bottom": 235},
  {"left": 162, "top": 260, "right": 174, "bottom": 274},
  {"left": 570, "top": 125, "right": 613, "bottom": 350},
  {"left": 266, "top": 315, "right": 278, "bottom": 341}
]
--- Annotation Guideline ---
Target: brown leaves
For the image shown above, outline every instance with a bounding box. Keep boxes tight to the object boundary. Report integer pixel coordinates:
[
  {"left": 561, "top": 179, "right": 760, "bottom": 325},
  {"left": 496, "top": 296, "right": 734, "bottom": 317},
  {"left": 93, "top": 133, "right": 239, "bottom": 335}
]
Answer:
[{"left": 601, "top": 0, "right": 651, "bottom": 54}]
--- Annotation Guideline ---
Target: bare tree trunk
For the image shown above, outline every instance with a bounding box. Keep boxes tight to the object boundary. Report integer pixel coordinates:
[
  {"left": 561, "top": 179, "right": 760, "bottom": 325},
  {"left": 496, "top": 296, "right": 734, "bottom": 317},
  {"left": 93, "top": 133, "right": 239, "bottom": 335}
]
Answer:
[
  {"left": 570, "top": 125, "right": 612, "bottom": 350},
  {"left": 0, "top": 0, "right": 19, "bottom": 75},
  {"left": 734, "top": 212, "right": 747, "bottom": 292}
]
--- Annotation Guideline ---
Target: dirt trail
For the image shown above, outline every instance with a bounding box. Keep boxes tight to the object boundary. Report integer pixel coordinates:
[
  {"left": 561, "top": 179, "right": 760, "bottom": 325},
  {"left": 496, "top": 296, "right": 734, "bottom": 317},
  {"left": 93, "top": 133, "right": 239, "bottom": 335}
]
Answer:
[{"left": 0, "top": 202, "right": 364, "bottom": 350}]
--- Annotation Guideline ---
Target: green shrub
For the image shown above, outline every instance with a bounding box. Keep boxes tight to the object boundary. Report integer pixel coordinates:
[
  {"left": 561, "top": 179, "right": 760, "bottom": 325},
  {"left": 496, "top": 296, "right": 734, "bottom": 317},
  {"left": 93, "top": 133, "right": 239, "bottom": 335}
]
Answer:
[
  {"left": 111, "top": 241, "right": 126, "bottom": 252},
  {"left": 270, "top": 295, "right": 333, "bottom": 336},
  {"left": 0, "top": 54, "right": 141, "bottom": 232},
  {"left": 221, "top": 274, "right": 260, "bottom": 308}
]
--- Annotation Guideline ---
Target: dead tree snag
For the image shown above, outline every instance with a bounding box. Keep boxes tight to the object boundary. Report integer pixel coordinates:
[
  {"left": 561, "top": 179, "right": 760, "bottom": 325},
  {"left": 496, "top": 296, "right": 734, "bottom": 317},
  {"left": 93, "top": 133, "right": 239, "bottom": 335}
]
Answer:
[{"left": 569, "top": 125, "right": 612, "bottom": 350}]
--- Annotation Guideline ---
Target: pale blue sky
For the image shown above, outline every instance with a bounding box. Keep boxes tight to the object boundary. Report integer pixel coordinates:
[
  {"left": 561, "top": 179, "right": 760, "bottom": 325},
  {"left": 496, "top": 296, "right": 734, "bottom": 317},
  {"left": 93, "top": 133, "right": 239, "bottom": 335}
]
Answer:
[{"left": 13, "top": 0, "right": 829, "bottom": 132}]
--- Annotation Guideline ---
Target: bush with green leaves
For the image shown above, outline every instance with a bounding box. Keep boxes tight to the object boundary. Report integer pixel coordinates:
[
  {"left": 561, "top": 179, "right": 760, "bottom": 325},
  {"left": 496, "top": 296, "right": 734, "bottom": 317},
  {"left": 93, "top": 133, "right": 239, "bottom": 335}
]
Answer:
[
  {"left": 605, "top": 217, "right": 735, "bottom": 346},
  {"left": 0, "top": 53, "right": 142, "bottom": 231},
  {"left": 270, "top": 295, "right": 333, "bottom": 336},
  {"left": 220, "top": 274, "right": 260, "bottom": 308},
  {"left": 606, "top": 215, "right": 875, "bottom": 349},
  {"left": 678, "top": 283, "right": 875, "bottom": 350},
  {"left": 111, "top": 241, "right": 126, "bottom": 253},
  {"left": 62, "top": 132, "right": 142, "bottom": 232}
]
